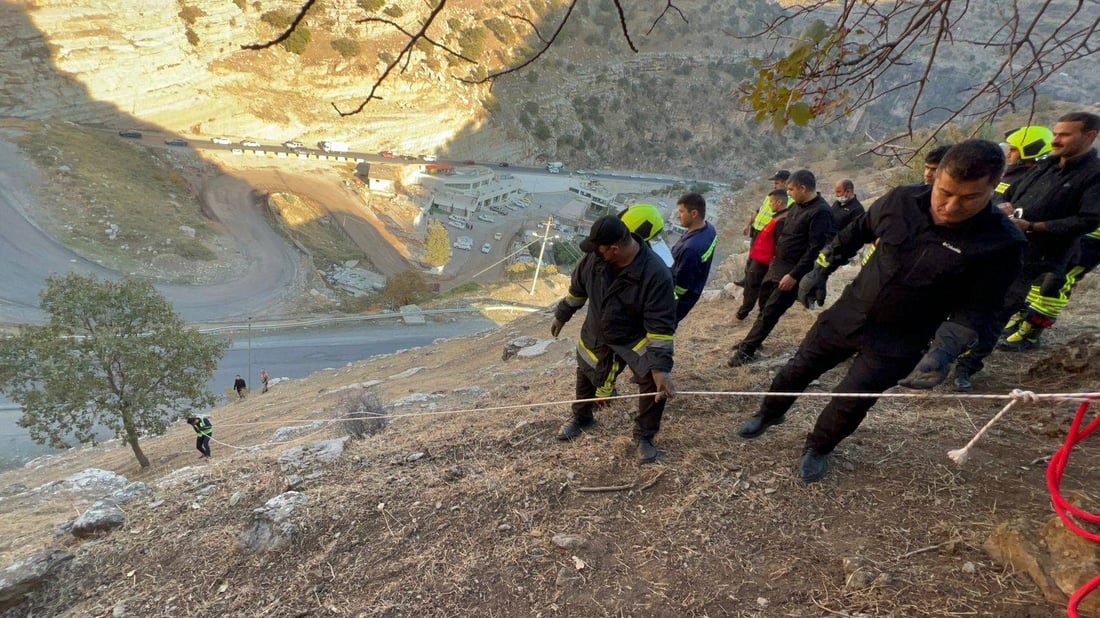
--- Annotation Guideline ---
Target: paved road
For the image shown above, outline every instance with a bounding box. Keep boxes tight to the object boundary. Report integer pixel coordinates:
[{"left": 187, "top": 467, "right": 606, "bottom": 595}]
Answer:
[{"left": 0, "top": 140, "right": 304, "bottom": 323}]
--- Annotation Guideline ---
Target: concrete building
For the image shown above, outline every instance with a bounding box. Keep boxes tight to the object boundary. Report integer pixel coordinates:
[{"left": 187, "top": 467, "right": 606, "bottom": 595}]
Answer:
[{"left": 418, "top": 165, "right": 523, "bottom": 216}]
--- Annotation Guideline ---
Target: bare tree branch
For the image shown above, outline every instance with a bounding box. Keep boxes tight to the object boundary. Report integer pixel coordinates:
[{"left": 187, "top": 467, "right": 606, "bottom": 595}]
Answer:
[
  {"left": 611, "top": 0, "right": 639, "bottom": 53},
  {"left": 242, "top": 0, "right": 318, "bottom": 50},
  {"left": 646, "top": 1, "right": 688, "bottom": 36}
]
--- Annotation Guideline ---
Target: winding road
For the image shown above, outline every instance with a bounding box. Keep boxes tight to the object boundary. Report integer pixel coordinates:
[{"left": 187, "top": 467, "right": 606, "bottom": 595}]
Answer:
[{"left": 0, "top": 140, "right": 408, "bottom": 324}]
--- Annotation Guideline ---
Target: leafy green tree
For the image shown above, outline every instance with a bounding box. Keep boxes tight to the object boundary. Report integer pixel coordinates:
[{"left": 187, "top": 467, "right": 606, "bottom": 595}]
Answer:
[
  {"left": 0, "top": 274, "right": 227, "bottom": 468},
  {"left": 423, "top": 219, "right": 451, "bottom": 268}
]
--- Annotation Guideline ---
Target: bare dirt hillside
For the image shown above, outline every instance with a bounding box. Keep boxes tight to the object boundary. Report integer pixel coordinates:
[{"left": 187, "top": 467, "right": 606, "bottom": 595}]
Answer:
[{"left": 1, "top": 275, "right": 1098, "bottom": 616}]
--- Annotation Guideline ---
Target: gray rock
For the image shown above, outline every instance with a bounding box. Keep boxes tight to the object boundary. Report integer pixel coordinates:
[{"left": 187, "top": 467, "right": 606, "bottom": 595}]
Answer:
[
  {"left": 0, "top": 548, "right": 73, "bottom": 611},
  {"left": 552, "top": 533, "right": 588, "bottom": 550},
  {"left": 278, "top": 436, "right": 351, "bottom": 472},
  {"left": 555, "top": 566, "right": 582, "bottom": 587},
  {"left": 502, "top": 337, "right": 538, "bottom": 361},
  {"left": 272, "top": 422, "right": 324, "bottom": 442},
  {"left": 107, "top": 482, "right": 150, "bottom": 505},
  {"left": 72, "top": 500, "right": 126, "bottom": 538},
  {"left": 238, "top": 492, "right": 311, "bottom": 554}
]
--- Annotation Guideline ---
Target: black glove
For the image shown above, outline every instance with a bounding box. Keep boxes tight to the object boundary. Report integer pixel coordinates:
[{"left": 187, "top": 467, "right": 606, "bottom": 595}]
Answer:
[
  {"left": 898, "top": 350, "right": 952, "bottom": 389},
  {"left": 797, "top": 267, "right": 828, "bottom": 309}
]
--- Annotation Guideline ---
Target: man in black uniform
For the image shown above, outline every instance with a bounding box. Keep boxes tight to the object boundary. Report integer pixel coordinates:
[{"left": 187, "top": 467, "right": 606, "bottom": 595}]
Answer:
[
  {"left": 728, "top": 169, "right": 834, "bottom": 366},
  {"left": 738, "top": 140, "right": 1025, "bottom": 482},
  {"left": 954, "top": 112, "right": 1100, "bottom": 390},
  {"left": 552, "top": 215, "right": 677, "bottom": 463},
  {"left": 831, "top": 179, "right": 865, "bottom": 232}
]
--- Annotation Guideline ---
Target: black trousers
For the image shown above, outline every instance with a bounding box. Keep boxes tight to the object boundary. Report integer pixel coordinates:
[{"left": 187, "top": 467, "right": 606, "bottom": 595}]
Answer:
[
  {"left": 738, "top": 281, "right": 798, "bottom": 355},
  {"left": 195, "top": 435, "right": 211, "bottom": 457},
  {"left": 737, "top": 260, "right": 770, "bottom": 317},
  {"left": 571, "top": 358, "right": 666, "bottom": 440},
  {"left": 956, "top": 257, "right": 1063, "bottom": 377},
  {"left": 757, "top": 320, "right": 922, "bottom": 453}
]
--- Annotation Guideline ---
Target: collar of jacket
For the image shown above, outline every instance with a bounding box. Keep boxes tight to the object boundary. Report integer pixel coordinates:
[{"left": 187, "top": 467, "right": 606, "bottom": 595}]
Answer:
[{"left": 1054, "top": 147, "right": 1098, "bottom": 171}]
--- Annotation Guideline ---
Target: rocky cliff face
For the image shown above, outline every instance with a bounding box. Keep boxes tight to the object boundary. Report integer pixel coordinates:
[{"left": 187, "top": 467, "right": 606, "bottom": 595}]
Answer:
[{"left": 1, "top": 0, "right": 503, "bottom": 156}]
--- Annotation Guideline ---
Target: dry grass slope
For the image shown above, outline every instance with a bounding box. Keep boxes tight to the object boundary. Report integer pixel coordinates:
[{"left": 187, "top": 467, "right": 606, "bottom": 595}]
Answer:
[{"left": 1, "top": 278, "right": 1098, "bottom": 617}]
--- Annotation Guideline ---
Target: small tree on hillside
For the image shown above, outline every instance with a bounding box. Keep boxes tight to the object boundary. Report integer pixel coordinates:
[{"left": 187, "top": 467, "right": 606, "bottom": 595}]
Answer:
[
  {"left": 382, "top": 271, "right": 430, "bottom": 306},
  {"left": 0, "top": 274, "right": 228, "bottom": 468},
  {"left": 423, "top": 219, "right": 451, "bottom": 268}
]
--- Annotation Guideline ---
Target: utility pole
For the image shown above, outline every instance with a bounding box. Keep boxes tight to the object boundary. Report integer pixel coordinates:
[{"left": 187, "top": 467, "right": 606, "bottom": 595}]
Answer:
[
  {"left": 247, "top": 317, "right": 252, "bottom": 394},
  {"left": 530, "top": 215, "right": 554, "bottom": 295}
]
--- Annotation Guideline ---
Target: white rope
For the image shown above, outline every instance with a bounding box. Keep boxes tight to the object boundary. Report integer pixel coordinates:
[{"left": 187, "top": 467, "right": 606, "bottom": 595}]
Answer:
[
  {"left": 210, "top": 384, "right": 1095, "bottom": 428},
  {"left": 947, "top": 388, "right": 1042, "bottom": 465}
]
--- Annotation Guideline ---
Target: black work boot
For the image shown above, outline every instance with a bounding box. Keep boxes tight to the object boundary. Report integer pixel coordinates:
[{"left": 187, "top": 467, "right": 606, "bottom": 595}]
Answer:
[
  {"left": 800, "top": 448, "right": 831, "bottom": 483},
  {"left": 952, "top": 369, "right": 972, "bottom": 392},
  {"left": 557, "top": 416, "right": 595, "bottom": 440},
  {"left": 727, "top": 348, "right": 755, "bottom": 367},
  {"left": 738, "top": 413, "right": 785, "bottom": 439},
  {"left": 636, "top": 436, "right": 659, "bottom": 463}
]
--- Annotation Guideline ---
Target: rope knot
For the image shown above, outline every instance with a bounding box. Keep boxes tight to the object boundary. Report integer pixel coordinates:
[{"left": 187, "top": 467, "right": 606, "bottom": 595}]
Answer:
[{"left": 1010, "top": 389, "right": 1040, "bottom": 403}]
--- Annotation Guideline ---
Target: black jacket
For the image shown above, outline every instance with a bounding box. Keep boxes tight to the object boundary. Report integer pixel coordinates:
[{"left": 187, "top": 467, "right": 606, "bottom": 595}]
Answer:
[
  {"left": 767, "top": 193, "right": 835, "bottom": 282},
  {"left": 993, "top": 162, "right": 1036, "bottom": 205},
  {"left": 830, "top": 196, "right": 865, "bottom": 234},
  {"left": 1005, "top": 148, "right": 1100, "bottom": 262},
  {"left": 818, "top": 184, "right": 1026, "bottom": 352},
  {"left": 555, "top": 236, "right": 676, "bottom": 376}
]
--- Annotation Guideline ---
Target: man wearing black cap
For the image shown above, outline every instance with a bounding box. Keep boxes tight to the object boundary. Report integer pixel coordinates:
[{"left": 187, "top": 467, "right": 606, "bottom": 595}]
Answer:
[{"left": 551, "top": 215, "right": 677, "bottom": 463}]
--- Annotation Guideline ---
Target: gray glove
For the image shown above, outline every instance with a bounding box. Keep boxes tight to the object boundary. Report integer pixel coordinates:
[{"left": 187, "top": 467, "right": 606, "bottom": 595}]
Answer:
[
  {"left": 898, "top": 350, "right": 953, "bottom": 389},
  {"left": 797, "top": 267, "right": 828, "bottom": 309},
  {"left": 898, "top": 322, "right": 978, "bottom": 389}
]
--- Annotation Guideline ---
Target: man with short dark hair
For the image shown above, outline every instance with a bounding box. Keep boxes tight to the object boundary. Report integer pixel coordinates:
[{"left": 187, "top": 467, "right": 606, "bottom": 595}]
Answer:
[
  {"left": 831, "top": 179, "right": 865, "bottom": 232},
  {"left": 551, "top": 215, "right": 677, "bottom": 463},
  {"left": 954, "top": 112, "right": 1100, "bottom": 389},
  {"left": 728, "top": 169, "right": 834, "bottom": 366},
  {"left": 737, "top": 140, "right": 1025, "bottom": 483},
  {"left": 671, "top": 192, "right": 717, "bottom": 322},
  {"left": 922, "top": 145, "right": 953, "bottom": 186}
]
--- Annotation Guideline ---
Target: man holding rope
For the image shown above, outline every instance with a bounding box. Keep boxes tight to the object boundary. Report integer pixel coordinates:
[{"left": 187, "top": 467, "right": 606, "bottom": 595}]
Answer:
[
  {"left": 739, "top": 140, "right": 1026, "bottom": 482},
  {"left": 552, "top": 215, "right": 677, "bottom": 464}
]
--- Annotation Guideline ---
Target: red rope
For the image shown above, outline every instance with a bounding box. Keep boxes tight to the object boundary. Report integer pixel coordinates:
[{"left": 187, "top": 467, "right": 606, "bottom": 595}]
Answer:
[{"left": 1046, "top": 400, "right": 1100, "bottom": 617}]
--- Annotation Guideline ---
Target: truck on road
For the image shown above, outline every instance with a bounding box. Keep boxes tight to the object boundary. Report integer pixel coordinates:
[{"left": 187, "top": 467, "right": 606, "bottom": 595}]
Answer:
[
  {"left": 318, "top": 141, "right": 350, "bottom": 153},
  {"left": 546, "top": 161, "right": 564, "bottom": 173}
]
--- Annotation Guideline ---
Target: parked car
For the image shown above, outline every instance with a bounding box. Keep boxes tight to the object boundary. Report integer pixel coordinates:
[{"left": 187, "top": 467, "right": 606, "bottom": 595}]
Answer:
[
  {"left": 447, "top": 220, "right": 466, "bottom": 230},
  {"left": 284, "top": 141, "right": 304, "bottom": 149},
  {"left": 498, "top": 162, "right": 510, "bottom": 167},
  {"left": 493, "top": 232, "right": 503, "bottom": 241},
  {"left": 164, "top": 138, "right": 188, "bottom": 146},
  {"left": 477, "top": 214, "right": 494, "bottom": 223},
  {"left": 420, "top": 154, "right": 438, "bottom": 162},
  {"left": 448, "top": 214, "right": 466, "bottom": 223},
  {"left": 210, "top": 137, "right": 232, "bottom": 145},
  {"left": 241, "top": 140, "right": 261, "bottom": 148},
  {"left": 118, "top": 130, "right": 142, "bottom": 138},
  {"left": 453, "top": 241, "right": 471, "bottom": 251},
  {"left": 379, "top": 151, "right": 395, "bottom": 158},
  {"left": 462, "top": 159, "right": 476, "bottom": 165},
  {"left": 481, "top": 243, "right": 492, "bottom": 254}
]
